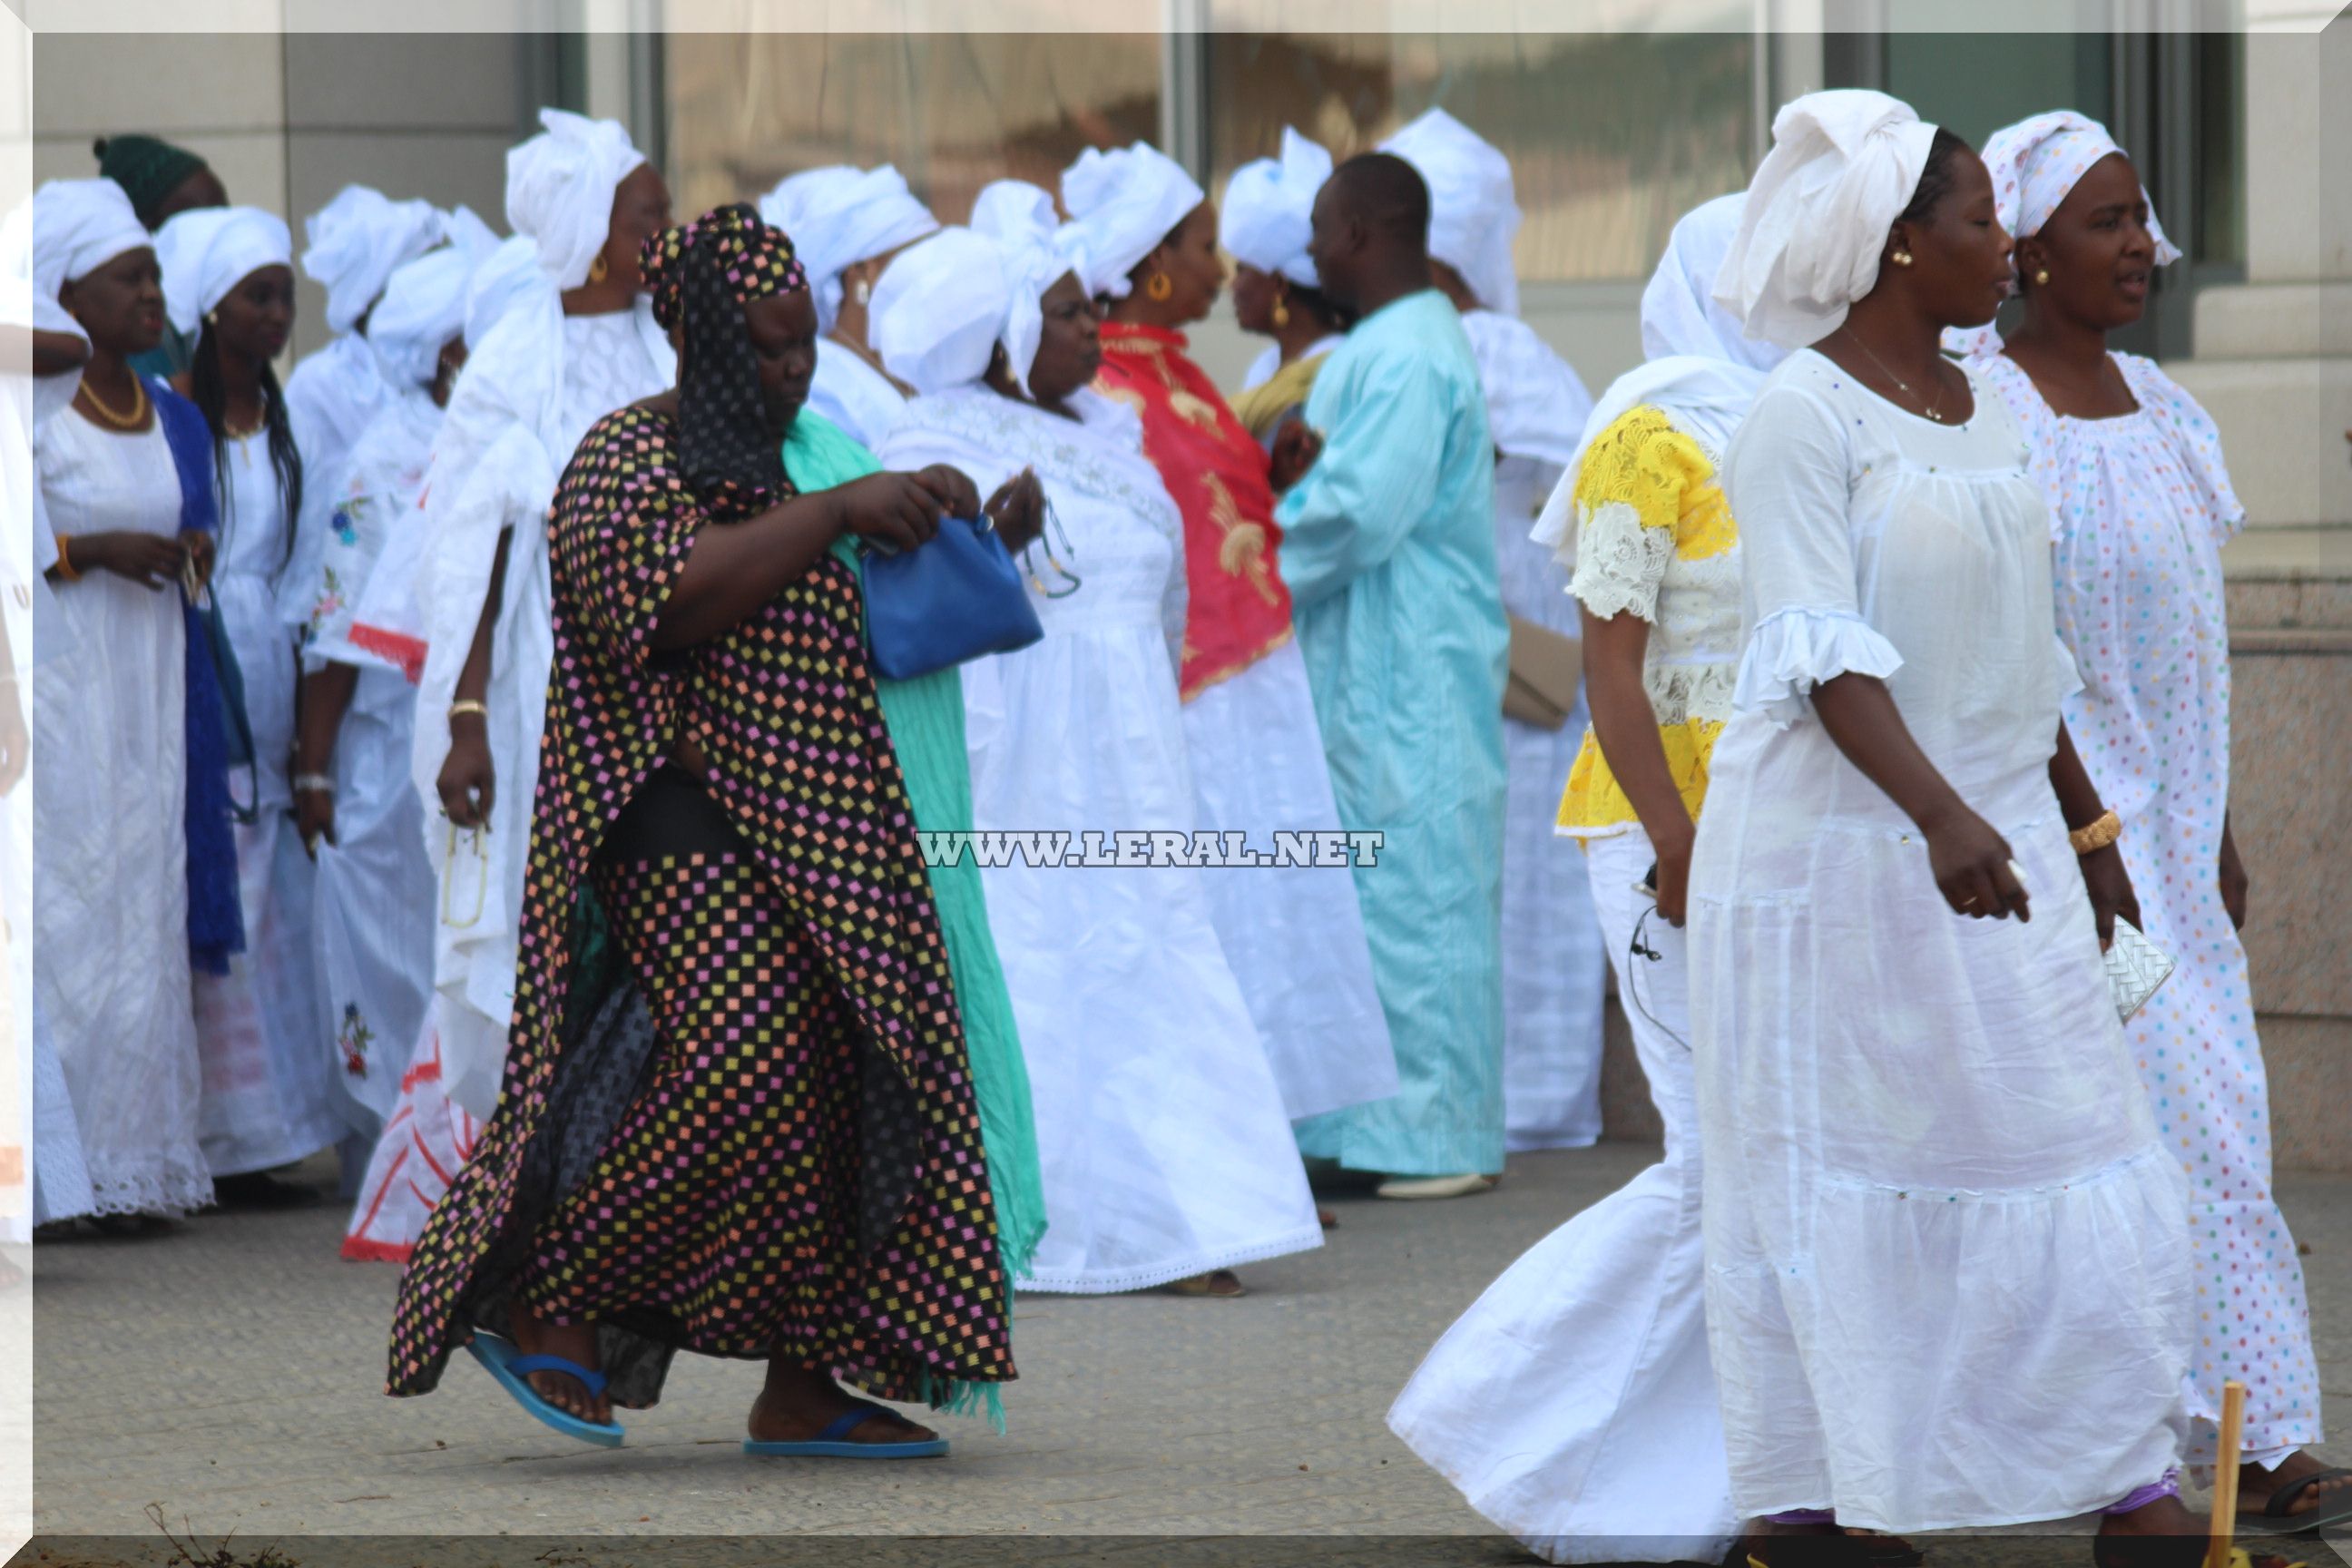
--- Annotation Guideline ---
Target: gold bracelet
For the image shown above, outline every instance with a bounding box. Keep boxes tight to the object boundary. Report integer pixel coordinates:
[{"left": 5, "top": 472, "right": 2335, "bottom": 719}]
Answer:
[
  {"left": 2069, "top": 808, "right": 2122, "bottom": 856},
  {"left": 53, "top": 533, "right": 80, "bottom": 583},
  {"left": 447, "top": 699, "right": 489, "bottom": 723}
]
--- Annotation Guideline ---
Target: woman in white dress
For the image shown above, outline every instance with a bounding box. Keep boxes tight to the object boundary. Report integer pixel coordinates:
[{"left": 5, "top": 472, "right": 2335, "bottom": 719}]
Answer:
[
  {"left": 1696, "top": 92, "right": 2249, "bottom": 1563},
  {"left": 1388, "top": 194, "right": 1783, "bottom": 1567},
  {"left": 155, "top": 206, "right": 344, "bottom": 1204},
  {"left": 1063, "top": 144, "right": 1396, "bottom": 1136},
  {"left": 33, "top": 179, "right": 221, "bottom": 1224},
  {"left": 407, "top": 109, "right": 674, "bottom": 1133},
  {"left": 1960, "top": 112, "right": 2344, "bottom": 1537},
  {"left": 288, "top": 244, "right": 482, "bottom": 1261},
  {"left": 876, "top": 221, "right": 1323, "bottom": 1297},
  {"left": 756, "top": 164, "right": 936, "bottom": 452}
]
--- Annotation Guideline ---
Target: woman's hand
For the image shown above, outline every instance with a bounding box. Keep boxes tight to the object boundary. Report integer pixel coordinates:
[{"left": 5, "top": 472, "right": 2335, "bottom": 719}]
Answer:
[
  {"left": 180, "top": 530, "right": 215, "bottom": 590},
  {"left": 1269, "top": 420, "right": 1323, "bottom": 493},
  {"left": 835, "top": 472, "right": 948, "bottom": 555},
  {"left": 2219, "top": 818, "right": 2250, "bottom": 931},
  {"left": 2078, "top": 842, "right": 2140, "bottom": 950},
  {"left": 1651, "top": 821, "right": 1695, "bottom": 929},
  {"left": 74, "top": 531, "right": 188, "bottom": 591},
  {"left": 437, "top": 716, "right": 495, "bottom": 830},
  {"left": 1923, "top": 807, "right": 2030, "bottom": 923},
  {"left": 293, "top": 786, "right": 338, "bottom": 858},
  {"left": 985, "top": 469, "right": 1046, "bottom": 554},
  {"left": 915, "top": 464, "right": 981, "bottom": 520}
]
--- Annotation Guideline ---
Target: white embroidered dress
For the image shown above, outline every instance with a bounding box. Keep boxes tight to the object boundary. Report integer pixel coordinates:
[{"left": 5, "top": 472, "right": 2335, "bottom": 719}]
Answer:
[
  {"left": 879, "top": 386, "right": 1324, "bottom": 1293},
  {"left": 1975, "top": 348, "right": 2324, "bottom": 1464}
]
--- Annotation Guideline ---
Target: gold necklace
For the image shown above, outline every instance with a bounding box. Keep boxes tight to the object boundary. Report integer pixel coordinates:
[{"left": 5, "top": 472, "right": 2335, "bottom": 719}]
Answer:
[
  {"left": 77, "top": 374, "right": 150, "bottom": 430},
  {"left": 1841, "top": 328, "right": 1947, "bottom": 423}
]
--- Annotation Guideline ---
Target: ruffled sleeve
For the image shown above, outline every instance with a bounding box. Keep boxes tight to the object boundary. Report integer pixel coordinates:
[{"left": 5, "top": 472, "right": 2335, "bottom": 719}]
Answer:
[
  {"left": 1721, "top": 379, "right": 1903, "bottom": 725},
  {"left": 1559, "top": 404, "right": 1708, "bottom": 624},
  {"left": 2117, "top": 353, "right": 2247, "bottom": 549}
]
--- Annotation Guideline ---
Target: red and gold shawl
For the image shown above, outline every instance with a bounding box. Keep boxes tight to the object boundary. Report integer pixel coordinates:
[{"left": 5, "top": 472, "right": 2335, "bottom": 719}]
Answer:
[{"left": 1095, "top": 322, "right": 1294, "bottom": 700}]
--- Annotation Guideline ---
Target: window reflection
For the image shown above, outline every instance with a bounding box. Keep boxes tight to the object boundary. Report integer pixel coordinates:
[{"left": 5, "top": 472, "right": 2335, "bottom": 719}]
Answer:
[
  {"left": 665, "top": 33, "right": 1163, "bottom": 224},
  {"left": 1204, "top": 30, "right": 1757, "bottom": 283}
]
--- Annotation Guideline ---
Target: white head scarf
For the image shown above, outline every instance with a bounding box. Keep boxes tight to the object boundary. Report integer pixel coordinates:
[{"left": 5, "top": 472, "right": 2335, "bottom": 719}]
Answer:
[
  {"left": 758, "top": 163, "right": 939, "bottom": 335},
  {"left": 968, "top": 181, "right": 1088, "bottom": 394},
  {"left": 873, "top": 216, "right": 1084, "bottom": 398},
  {"left": 465, "top": 234, "right": 544, "bottom": 349},
  {"left": 1712, "top": 90, "right": 1939, "bottom": 349},
  {"left": 504, "top": 108, "right": 647, "bottom": 291},
  {"left": 31, "top": 178, "right": 152, "bottom": 299},
  {"left": 155, "top": 204, "right": 293, "bottom": 338},
  {"left": 300, "top": 184, "right": 447, "bottom": 336},
  {"left": 1535, "top": 192, "right": 1791, "bottom": 559},
  {"left": 1060, "top": 142, "right": 1205, "bottom": 299},
  {"left": 1944, "top": 110, "right": 2179, "bottom": 358},
  {"left": 1219, "top": 127, "right": 1331, "bottom": 289},
  {"left": 366, "top": 243, "right": 482, "bottom": 391},
  {"left": 1378, "top": 108, "right": 1522, "bottom": 318}
]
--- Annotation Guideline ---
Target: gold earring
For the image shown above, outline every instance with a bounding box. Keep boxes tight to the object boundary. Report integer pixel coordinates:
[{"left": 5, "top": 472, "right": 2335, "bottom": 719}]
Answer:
[
  {"left": 203, "top": 309, "right": 218, "bottom": 325},
  {"left": 1146, "top": 271, "right": 1173, "bottom": 303},
  {"left": 588, "top": 252, "right": 610, "bottom": 286},
  {"left": 1272, "top": 295, "right": 1291, "bottom": 328},
  {"left": 2033, "top": 268, "right": 2051, "bottom": 287},
  {"left": 1891, "top": 250, "right": 1915, "bottom": 268}
]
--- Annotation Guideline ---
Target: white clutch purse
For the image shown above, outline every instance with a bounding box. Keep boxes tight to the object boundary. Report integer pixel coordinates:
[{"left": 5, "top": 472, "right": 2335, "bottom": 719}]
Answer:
[{"left": 2104, "top": 917, "right": 2175, "bottom": 1023}]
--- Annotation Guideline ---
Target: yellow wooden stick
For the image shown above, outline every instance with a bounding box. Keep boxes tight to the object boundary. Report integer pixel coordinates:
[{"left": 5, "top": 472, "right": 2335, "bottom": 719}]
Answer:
[{"left": 2207, "top": 1378, "right": 2247, "bottom": 1568}]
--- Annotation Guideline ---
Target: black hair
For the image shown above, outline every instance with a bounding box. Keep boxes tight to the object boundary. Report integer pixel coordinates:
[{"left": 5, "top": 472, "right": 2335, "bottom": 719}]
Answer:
[
  {"left": 1328, "top": 152, "right": 1431, "bottom": 246},
  {"left": 189, "top": 325, "right": 301, "bottom": 564},
  {"left": 1896, "top": 127, "right": 1975, "bottom": 228},
  {"left": 1283, "top": 279, "right": 1355, "bottom": 333}
]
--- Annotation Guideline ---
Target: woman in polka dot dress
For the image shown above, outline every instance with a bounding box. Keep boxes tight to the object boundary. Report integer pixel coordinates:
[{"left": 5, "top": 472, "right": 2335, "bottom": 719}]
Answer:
[{"left": 1966, "top": 111, "right": 2343, "bottom": 1533}]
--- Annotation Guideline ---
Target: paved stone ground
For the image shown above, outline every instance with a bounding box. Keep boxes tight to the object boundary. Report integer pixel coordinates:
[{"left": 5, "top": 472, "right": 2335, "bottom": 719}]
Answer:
[{"left": 15, "top": 1144, "right": 2351, "bottom": 1568}]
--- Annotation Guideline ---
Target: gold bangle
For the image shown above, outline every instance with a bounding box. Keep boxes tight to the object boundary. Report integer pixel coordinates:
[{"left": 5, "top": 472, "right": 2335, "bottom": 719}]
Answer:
[
  {"left": 2069, "top": 808, "right": 2122, "bottom": 856},
  {"left": 447, "top": 699, "right": 489, "bottom": 723},
  {"left": 53, "top": 533, "right": 80, "bottom": 583}
]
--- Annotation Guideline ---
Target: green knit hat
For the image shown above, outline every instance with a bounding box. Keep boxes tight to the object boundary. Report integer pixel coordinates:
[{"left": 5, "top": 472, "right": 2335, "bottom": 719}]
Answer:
[{"left": 93, "top": 133, "right": 208, "bottom": 228}]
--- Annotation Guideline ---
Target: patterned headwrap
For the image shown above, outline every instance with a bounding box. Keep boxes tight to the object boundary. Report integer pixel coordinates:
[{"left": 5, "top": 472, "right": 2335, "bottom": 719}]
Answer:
[
  {"left": 638, "top": 202, "right": 810, "bottom": 519},
  {"left": 93, "top": 133, "right": 209, "bottom": 228}
]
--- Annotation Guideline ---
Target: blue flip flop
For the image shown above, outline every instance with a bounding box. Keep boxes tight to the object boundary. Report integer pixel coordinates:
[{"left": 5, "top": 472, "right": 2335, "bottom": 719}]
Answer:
[
  {"left": 465, "top": 1332, "right": 625, "bottom": 1448},
  {"left": 742, "top": 1397, "right": 949, "bottom": 1460}
]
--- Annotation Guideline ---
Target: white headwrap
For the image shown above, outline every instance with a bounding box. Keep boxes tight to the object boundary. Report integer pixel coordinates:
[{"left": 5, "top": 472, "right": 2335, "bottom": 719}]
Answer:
[
  {"left": 1219, "top": 127, "right": 1330, "bottom": 289},
  {"left": 873, "top": 215, "right": 1084, "bottom": 398},
  {"left": 1534, "top": 192, "right": 1791, "bottom": 559},
  {"left": 30, "top": 178, "right": 151, "bottom": 299},
  {"left": 1379, "top": 108, "right": 1522, "bottom": 318},
  {"left": 465, "top": 234, "right": 544, "bottom": 350},
  {"left": 366, "top": 243, "right": 481, "bottom": 391},
  {"left": 300, "top": 184, "right": 448, "bottom": 336},
  {"left": 1944, "top": 110, "right": 2180, "bottom": 358},
  {"left": 1711, "top": 90, "right": 1939, "bottom": 349},
  {"left": 504, "top": 108, "right": 647, "bottom": 291},
  {"left": 155, "top": 205, "right": 293, "bottom": 338},
  {"left": 758, "top": 163, "right": 939, "bottom": 335},
  {"left": 1060, "top": 142, "right": 1204, "bottom": 299}
]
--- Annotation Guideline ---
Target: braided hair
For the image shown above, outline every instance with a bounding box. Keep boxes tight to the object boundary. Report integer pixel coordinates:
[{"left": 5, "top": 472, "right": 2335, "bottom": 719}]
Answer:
[{"left": 188, "top": 321, "right": 302, "bottom": 564}]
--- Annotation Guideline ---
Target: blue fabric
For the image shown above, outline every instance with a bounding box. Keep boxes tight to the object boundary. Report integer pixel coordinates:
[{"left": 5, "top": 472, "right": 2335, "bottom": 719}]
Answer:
[
  {"left": 863, "top": 514, "right": 1043, "bottom": 681},
  {"left": 149, "top": 378, "right": 245, "bottom": 976},
  {"left": 1273, "top": 290, "right": 1510, "bottom": 1177}
]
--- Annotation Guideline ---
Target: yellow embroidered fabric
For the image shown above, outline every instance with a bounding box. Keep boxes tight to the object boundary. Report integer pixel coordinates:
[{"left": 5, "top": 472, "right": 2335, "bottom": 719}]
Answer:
[{"left": 1556, "top": 404, "right": 1743, "bottom": 837}]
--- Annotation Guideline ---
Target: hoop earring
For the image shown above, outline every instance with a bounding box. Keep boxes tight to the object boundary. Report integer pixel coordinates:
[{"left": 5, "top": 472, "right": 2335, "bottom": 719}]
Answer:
[
  {"left": 588, "top": 252, "right": 610, "bottom": 286},
  {"left": 1146, "top": 271, "right": 1173, "bottom": 303},
  {"left": 1271, "top": 294, "right": 1291, "bottom": 328},
  {"left": 1890, "top": 250, "right": 1915, "bottom": 268}
]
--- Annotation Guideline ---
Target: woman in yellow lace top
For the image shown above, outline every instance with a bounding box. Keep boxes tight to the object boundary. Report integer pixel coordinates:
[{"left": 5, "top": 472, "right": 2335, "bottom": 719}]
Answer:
[{"left": 1389, "top": 194, "right": 1809, "bottom": 1563}]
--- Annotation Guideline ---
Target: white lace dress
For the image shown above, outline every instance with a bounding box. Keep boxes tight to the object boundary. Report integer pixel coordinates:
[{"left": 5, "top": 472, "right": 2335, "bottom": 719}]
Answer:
[
  {"left": 880, "top": 386, "right": 1324, "bottom": 1293},
  {"left": 34, "top": 411, "right": 212, "bottom": 1217}
]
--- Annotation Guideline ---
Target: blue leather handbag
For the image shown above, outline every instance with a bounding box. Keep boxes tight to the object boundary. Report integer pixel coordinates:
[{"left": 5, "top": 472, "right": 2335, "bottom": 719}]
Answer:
[{"left": 861, "top": 515, "right": 1045, "bottom": 682}]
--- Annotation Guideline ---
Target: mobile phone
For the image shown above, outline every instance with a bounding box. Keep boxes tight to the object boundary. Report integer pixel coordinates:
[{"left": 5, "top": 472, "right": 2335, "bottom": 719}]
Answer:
[{"left": 1632, "top": 861, "right": 1659, "bottom": 899}]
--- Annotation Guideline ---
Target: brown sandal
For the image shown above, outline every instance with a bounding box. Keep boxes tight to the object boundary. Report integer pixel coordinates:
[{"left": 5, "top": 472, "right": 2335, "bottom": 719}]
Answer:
[{"left": 1161, "top": 1269, "right": 1246, "bottom": 1298}]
